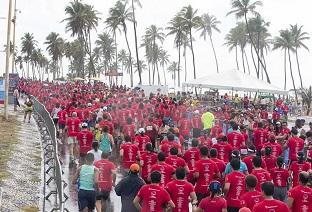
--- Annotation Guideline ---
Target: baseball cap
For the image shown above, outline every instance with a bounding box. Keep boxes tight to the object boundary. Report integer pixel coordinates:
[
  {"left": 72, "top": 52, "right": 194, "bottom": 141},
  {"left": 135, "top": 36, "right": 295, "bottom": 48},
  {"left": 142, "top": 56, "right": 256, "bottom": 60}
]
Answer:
[
  {"left": 103, "top": 106, "right": 108, "bottom": 111},
  {"left": 130, "top": 163, "right": 140, "bottom": 173},
  {"left": 138, "top": 128, "right": 145, "bottom": 134},
  {"left": 82, "top": 122, "right": 88, "bottom": 127},
  {"left": 209, "top": 181, "right": 221, "bottom": 192},
  {"left": 87, "top": 103, "right": 92, "bottom": 107}
]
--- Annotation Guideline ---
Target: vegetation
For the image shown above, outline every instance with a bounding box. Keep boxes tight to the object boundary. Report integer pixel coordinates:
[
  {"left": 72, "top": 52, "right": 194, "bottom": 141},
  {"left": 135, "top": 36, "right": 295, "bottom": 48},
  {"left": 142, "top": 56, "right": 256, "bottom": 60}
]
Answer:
[{"left": 15, "top": 0, "right": 310, "bottom": 93}]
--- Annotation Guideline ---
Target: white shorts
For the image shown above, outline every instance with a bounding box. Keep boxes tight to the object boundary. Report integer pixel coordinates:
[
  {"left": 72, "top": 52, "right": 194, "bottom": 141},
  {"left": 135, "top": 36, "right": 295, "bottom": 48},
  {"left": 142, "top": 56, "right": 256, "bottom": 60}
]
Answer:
[{"left": 67, "top": 136, "right": 77, "bottom": 144}]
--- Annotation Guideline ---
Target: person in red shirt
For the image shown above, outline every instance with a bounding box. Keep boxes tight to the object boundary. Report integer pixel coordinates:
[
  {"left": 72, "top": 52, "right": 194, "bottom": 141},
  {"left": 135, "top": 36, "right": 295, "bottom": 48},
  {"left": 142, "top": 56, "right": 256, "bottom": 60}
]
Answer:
[
  {"left": 251, "top": 156, "right": 272, "bottom": 192},
  {"left": 178, "top": 113, "right": 192, "bottom": 138},
  {"left": 76, "top": 122, "right": 94, "bottom": 162},
  {"left": 212, "top": 134, "right": 233, "bottom": 163},
  {"left": 133, "top": 171, "right": 175, "bottom": 212},
  {"left": 57, "top": 106, "right": 67, "bottom": 140},
  {"left": 287, "top": 128, "right": 304, "bottom": 162},
  {"left": 93, "top": 152, "right": 117, "bottom": 212},
  {"left": 272, "top": 109, "right": 281, "bottom": 123},
  {"left": 166, "top": 168, "right": 197, "bottom": 212},
  {"left": 209, "top": 148, "right": 226, "bottom": 185},
  {"left": 262, "top": 135, "right": 283, "bottom": 158},
  {"left": 151, "top": 152, "right": 175, "bottom": 187},
  {"left": 98, "top": 114, "right": 114, "bottom": 135},
  {"left": 160, "top": 134, "right": 182, "bottom": 157},
  {"left": 144, "top": 117, "right": 158, "bottom": 149},
  {"left": 289, "top": 152, "right": 311, "bottom": 187},
  {"left": 194, "top": 146, "right": 220, "bottom": 202},
  {"left": 243, "top": 146, "right": 267, "bottom": 174},
  {"left": 241, "top": 175, "right": 264, "bottom": 211},
  {"left": 66, "top": 111, "right": 81, "bottom": 165},
  {"left": 140, "top": 143, "right": 158, "bottom": 183},
  {"left": 165, "top": 147, "right": 189, "bottom": 172},
  {"left": 123, "top": 117, "right": 136, "bottom": 141},
  {"left": 224, "top": 158, "right": 246, "bottom": 212},
  {"left": 288, "top": 171, "right": 312, "bottom": 212},
  {"left": 227, "top": 124, "right": 245, "bottom": 150},
  {"left": 193, "top": 181, "right": 227, "bottom": 212},
  {"left": 252, "top": 182, "right": 290, "bottom": 212},
  {"left": 192, "top": 111, "right": 203, "bottom": 138},
  {"left": 210, "top": 122, "right": 223, "bottom": 139},
  {"left": 262, "top": 146, "right": 277, "bottom": 171},
  {"left": 120, "top": 135, "right": 139, "bottom": 170},
  {"left": 271, "top": 157, "right": 289, "bottom": 202},
  {"left": 253, "top": 122, "right": 268, "bottom": 152},
  {"left": 184, "top": 139, "right": 200, "bottom": 184},
  {"left": 135, "top": 128, "right": 151, "bottom": 152}
]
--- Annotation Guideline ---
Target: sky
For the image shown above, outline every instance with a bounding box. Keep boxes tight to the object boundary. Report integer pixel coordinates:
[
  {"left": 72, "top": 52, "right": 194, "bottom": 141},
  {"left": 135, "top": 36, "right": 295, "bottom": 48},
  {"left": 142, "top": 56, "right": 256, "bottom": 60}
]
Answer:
[{"left": 0, "top": 0, "right": 312, "bottom": 89}]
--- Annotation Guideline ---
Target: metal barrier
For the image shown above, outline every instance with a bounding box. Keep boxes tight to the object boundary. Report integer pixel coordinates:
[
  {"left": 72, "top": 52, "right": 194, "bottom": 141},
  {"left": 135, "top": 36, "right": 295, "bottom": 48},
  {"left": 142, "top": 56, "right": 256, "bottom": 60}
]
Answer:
[{"left": 33, "top": 98, "right": 67, "bottom": 212}]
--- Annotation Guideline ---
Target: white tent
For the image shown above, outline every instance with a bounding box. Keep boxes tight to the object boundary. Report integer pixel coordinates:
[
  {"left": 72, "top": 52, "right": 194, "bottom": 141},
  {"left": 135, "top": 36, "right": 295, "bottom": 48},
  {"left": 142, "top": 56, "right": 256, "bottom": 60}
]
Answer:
[{"left": 182, "top": 70, "right": 288, "bottom": 95}]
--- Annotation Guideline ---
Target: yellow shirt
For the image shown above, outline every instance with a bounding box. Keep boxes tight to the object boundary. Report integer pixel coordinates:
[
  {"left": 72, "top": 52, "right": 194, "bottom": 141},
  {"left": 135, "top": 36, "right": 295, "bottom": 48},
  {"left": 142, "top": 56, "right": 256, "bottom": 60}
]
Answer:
[{"left": 201, "top": 112, "right": 215, "bottom": 130}]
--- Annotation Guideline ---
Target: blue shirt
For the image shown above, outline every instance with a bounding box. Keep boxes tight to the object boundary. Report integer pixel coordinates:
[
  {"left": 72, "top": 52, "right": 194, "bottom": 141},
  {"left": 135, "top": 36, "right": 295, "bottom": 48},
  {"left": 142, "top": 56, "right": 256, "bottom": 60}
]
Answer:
[{"left": 225, "top": 160, "right": 248, "bottom": 175}]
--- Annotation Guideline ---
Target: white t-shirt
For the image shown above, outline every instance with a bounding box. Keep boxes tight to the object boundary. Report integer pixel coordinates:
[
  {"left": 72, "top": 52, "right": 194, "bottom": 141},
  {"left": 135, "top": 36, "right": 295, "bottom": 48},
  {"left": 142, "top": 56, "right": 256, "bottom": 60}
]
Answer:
[{"left": 87, "top": 149, "right": 102, "bottom": 162}]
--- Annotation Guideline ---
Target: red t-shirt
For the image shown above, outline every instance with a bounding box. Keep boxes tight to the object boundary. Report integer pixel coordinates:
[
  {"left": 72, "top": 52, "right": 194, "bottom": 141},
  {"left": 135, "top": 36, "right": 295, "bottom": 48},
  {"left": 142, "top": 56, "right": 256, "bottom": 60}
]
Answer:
[
  {"left": 288, "top": 185, "right": 312, "bottom": 212},
  {"left": 120, "top": 143, "right": 139, "bottom": 169},
  {"left": 270, "top": 167, "right": 289, "bottom": 187},
  {"left": 251, "top": 169, "right": 272, "bottom": 192},
  {"left": 151, "top": 163, "right": 175, "bottom": 187},
  {"left": 253, "top": 129, "right": 268, "bottom": 151},
  {"left": 227, "top": 131, "right": 244, "bottom": 150},
  {"left": 94, "top": 159, "right": 116, "bottom": 191},
  {"left": 165, "top": 155, "right": 187, "bottom": 169},
  {"left": 179, "top": 119, "right": 192, "bottom": 137},
  {"left": 252, "top": 199, "right": 290, "bottom": 212},
  {"left": 135, "top": 135, "right": 151, "bottom": 152},
  {"left": 160, "top": 141, "right": 182, "bottom": 157},
  {"left": 137, "top": 184, "right": 171, "bottom": 212},
  {"left": 192, "top": 117, "right": 202, "bottom": 129},
  {"left": 241, "top": 190, "right": 264, "bottom": 210},
  {"left": 263, "top": 155, "right": 277, "bottom": 171},
  {"left": 66, "top": 117, "right": 80, "bottom": 137},
  {"left": 225, "top": 171, "right": 246, "bottom": 208},
  {"left": 290, "top": 161, "right": 311, "bottom": 187},
  {"left": 57, "top": 110, "right": 67, "bottom": 125},
  {"left": 211, "top": 158, "right": 226, "bottom": 184},
  {"left": 99, "top": 120, "right": 114, "bottom": 135},
  {"left": 210, "top": 125, "right": 223, "bottom": 138},
  {"left": 243, "top": 155, "right": 267, "bottom": 174},
  {"left": 212, "top": 142, "right": 233, "bottom": 163},
  {"left": 140, "top": 152, "right": 158, "bottom": 180},
  {"left": 184, "top": 147, "right": 200, "bottom": 171},
  {"left": 198, "top": 196, "right": 227, "bottom": 212},
  {"left": 263, "top": 142, "right": 283, "bottom": 158},
  {"left": 166, "top": 180, "right": 194, "bottom": 212},
  {"left": 288, "top": 137, "right": 304, "bottom": 161},
  {"left": 194, "top": 159, "right": 219, "bottom": 194},
  {"left": 123, "top": 124, "right": 136, "bottom": 138},
  {"left": 77, "top": 130, "right": 93, "bottom": 154}
]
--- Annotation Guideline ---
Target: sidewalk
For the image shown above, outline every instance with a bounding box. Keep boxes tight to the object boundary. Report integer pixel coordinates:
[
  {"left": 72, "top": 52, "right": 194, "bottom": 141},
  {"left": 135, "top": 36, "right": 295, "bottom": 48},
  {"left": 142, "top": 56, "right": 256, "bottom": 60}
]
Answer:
[{"left": 0, "top": 106, "right": 42, "bottom": 211}]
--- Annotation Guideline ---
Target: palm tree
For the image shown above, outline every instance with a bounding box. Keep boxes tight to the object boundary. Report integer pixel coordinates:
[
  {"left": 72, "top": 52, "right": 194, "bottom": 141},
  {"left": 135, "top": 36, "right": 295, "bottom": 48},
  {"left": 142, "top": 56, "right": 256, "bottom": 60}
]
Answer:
[
  {"left": 291, "top": 24, "right": 310, "bottom": 89},
  {"left": 227, "top": 0, "right": 270, "bottom": 83},
  {"left": 118, "top": 49, "right": 128, "bottom": 85},
  {"left": 107, "top": 0, "right": 134, "bottom": 86},
  {"left": 179, "top": 5, "right": 202, "bottom": 80},
  {"left": 159, "top": 48, "right": 170, "bottom": 85},
  {"left": 225, "top": 28, "right": 240, "bottom": 70},
  {"left": 63, "top": 0, "right": 99, "bottom": 78},
  {"left": 168, "top": 61, "right": 179, "bottom": 86},
  {"left": 141, "top": 36, "right": 153, "bottom": 85},
  {"left": 198, "top": 13, "right": 221, "bottom": 73},
  {"left": 15, "top": 55, "right": 24, "bottom": 77},
  {"left": 273, "top": 29, "right": 298, "bottom": 102},
  {"left": 301, "top": 86, "right": 312, "bottom": 115},
  {"left": 166, "top": 14, "right": 187, "bottom": 86},
  {"left": 21, "top": 32, "right": 37, "bottom": 79}
]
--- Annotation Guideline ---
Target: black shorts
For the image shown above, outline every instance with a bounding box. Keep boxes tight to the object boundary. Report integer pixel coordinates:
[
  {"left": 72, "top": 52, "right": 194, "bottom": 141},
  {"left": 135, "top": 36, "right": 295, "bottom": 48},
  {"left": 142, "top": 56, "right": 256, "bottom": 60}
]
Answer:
[
  {"left": 53, "top": 118, "right": 59, "bottom": 125},
  {"left": 78, "top": 189, "right": 96, "bottom": 211},
  {"left": 96, "top": 190, "right": 110, "bottom": 200},
  {"left": 59, "top": 123, "right": 65, "bottom": 129}
]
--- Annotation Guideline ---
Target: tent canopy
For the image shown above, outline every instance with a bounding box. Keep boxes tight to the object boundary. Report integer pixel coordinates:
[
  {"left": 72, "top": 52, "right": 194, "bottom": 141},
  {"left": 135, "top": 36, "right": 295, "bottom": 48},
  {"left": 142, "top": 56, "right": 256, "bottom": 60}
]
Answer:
[{"left": 182, "top": 70, "right": 287, "bottom": 95}]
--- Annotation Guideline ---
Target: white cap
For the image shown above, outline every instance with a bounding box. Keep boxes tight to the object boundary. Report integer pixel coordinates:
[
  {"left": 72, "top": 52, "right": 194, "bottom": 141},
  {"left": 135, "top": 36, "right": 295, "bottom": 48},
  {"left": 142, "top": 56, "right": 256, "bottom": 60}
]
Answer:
[
  {"left": 82, "top": 122, "right": 88, "bottom": 127},
  {"left": 194, "top": 110, "right": 199, "bottom": 114},
  {"left": 103, "top": 106, "right": 108, "bottom": 111},
  {"left": 138, "top": 128, "right": 145, "bottom": 133},
  {"left": 87, "top": 103, "right": 92, "bottom": 107}
]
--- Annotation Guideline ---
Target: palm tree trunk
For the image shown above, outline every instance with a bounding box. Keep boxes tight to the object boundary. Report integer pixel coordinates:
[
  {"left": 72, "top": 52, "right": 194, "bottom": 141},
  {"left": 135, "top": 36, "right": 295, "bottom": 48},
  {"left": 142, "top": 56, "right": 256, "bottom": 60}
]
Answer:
[
  {"left": 244, "top": 14, "right": 270, "bottom": 83},
  {"left": 177, "top": 43, "right": 181, "bottom": 86},
  {"left": 257, "top": 32, "right": 260, "bottom": 74},
  {"left": 114, "top": 30, "right": 118, "bottom": 84},
  {"left": 148, "top": 64, "right": 151, "bottom": 85},
  {"left": 131, "top": 0, "right": 142, "bottom": 85},
  {"left": 295, "top": 48, "right": 303, "bottom": 88},
  {"left": 244, "top": 50, "right": 250, "bottom": 74},
  {"left": 152, "top": 63, "right": 155, "bottom": 85},
  {"left": 209, "top": 35, "right": 219, "bottom": 73},
  {"left": 288, "top": 48, "right": 298, "bottom": 104},
  {"left": 184, "top": 46, "right": 187, "bottom": 82},
  {"left": 241, "top": 47, "right": 246, "bottom": 73},
  {"left": 156, "top": 63, "right": 161, "bottom": 85},
  {"left": 235, "top": 46, "right": 239, "bottom": 70},
  {"left": 189, "top": 29, "right": 196, "bottom": 79},
  {"left": 163, "top": 66, "right": 167, "bottom": 85},
  {"left": 284, "top": 49, "right": 287, "bottom": 90},
  {"left": 123, "top": 23, "right": 133, "bottom": 87},
  {"left": 250, "top": 45, "right": 258, "bottom": 78}
]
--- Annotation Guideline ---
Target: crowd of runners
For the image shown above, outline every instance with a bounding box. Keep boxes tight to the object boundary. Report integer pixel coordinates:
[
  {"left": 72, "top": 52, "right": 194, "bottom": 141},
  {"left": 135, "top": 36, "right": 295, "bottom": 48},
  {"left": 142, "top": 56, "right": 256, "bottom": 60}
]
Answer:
[{"left": 18, "top": 79, "right": 312, "bottom": 212}]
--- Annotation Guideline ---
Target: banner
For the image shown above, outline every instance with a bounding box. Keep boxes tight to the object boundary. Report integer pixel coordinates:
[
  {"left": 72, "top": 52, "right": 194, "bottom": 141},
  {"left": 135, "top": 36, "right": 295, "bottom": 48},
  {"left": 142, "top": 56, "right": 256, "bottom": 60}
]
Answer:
[{"left": 0, "top": 78, "right": 4, "bottom": 105}]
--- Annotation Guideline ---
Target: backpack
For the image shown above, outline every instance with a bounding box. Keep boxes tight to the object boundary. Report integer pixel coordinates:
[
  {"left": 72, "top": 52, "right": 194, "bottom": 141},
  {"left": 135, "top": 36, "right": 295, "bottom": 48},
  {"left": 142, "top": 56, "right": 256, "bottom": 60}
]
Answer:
[{"left": 100, "top": 133, "right": 111, "bottom": 153}]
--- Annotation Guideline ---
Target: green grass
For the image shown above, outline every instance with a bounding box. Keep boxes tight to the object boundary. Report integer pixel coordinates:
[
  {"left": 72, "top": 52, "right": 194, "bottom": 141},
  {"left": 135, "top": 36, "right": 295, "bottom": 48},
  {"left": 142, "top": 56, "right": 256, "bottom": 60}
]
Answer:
[{"left": 0, "top": 115, "right": 19, "bottom": 182}]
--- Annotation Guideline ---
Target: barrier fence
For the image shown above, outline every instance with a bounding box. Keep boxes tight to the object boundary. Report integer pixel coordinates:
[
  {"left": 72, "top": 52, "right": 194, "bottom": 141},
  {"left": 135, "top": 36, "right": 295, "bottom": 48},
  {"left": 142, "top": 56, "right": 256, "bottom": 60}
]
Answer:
[{"left": 33, "top": 98, "right": 67, "bottom": 212}]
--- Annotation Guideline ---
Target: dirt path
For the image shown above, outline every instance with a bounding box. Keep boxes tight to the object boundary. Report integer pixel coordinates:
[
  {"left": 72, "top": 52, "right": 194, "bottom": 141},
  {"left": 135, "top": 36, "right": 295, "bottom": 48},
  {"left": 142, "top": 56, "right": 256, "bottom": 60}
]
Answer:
[{"left": 0, "top": 108, "right": 42, "bottom": 212}]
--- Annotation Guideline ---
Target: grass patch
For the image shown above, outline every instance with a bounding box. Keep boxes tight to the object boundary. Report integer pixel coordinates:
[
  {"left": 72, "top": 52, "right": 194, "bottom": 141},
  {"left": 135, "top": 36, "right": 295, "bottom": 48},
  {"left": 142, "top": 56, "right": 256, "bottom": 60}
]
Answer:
[
  {"left": 0, "top": 115, "right": 19, "bottom": 182},
  {"left": 21, "top": 206, "right": 39, "bottom": 212}
]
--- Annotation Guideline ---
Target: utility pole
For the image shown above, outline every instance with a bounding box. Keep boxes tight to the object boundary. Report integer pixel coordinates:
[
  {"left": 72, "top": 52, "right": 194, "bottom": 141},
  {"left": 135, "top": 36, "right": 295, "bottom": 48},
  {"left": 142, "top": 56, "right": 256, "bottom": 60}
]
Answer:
[
  {"left": 11, "top": 0, "right": 17, "bottom": 73},
  {"left": 4, "top": 0, "right": 13, "bottom": 120}
]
